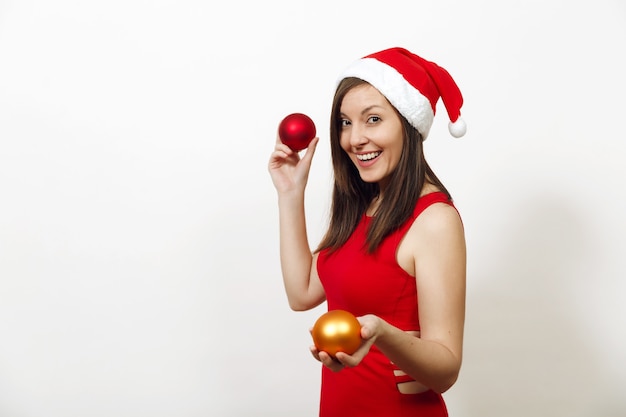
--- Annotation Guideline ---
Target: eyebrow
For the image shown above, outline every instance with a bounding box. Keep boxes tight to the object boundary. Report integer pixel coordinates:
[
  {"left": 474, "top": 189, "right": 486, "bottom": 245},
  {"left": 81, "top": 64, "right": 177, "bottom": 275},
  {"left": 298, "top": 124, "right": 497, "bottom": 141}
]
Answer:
[
  {"left": 360, "top": 105, "right": 384, "bottom": 115},
  {"left": 340, "top": 105, "right": 385, "bottom": 118}
]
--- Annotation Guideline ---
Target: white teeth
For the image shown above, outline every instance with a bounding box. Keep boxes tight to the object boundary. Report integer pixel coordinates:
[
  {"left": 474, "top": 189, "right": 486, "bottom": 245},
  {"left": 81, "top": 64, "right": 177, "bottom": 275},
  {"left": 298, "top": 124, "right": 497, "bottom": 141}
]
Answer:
[{"left": 356, "top": 152, "right": 381, "bottom": 161}]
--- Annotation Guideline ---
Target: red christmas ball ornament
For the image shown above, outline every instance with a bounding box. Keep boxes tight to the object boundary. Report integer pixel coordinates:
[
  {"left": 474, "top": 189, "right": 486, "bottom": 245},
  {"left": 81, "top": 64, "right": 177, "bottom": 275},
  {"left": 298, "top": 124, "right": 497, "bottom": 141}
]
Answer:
[
  {"left": 311, "top": 310, "right": 362, "bottom": 357},
  {"left": 278, "top": 113, "right": 316, "bottom": 151}
]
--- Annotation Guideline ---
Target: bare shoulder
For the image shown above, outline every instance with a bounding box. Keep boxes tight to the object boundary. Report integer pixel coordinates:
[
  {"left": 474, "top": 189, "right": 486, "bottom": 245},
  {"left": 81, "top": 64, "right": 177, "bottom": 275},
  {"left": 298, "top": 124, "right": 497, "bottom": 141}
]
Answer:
[
  {"left": 397, "top": 202, "right": 465, "bottom": 275},
  {"left": 415, "top": 202, "right": 465, "bottom": 266},
  {"left": 413, "top": 202, "right": 464, "bottom": 237}
]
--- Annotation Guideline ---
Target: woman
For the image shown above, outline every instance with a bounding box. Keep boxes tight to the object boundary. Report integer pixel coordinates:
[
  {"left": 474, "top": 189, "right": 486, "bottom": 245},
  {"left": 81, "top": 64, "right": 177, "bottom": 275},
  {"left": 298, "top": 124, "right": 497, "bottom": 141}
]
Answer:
[{"left": 268, "top": 47, "right": 467, "bottom": 416}]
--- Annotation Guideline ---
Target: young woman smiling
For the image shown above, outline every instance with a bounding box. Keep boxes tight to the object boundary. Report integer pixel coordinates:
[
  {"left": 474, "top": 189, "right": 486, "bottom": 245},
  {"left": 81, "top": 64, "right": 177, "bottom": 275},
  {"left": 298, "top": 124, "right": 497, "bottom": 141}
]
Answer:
[{"left": 268, "top": 47, "right": 467, "bottom": 417}]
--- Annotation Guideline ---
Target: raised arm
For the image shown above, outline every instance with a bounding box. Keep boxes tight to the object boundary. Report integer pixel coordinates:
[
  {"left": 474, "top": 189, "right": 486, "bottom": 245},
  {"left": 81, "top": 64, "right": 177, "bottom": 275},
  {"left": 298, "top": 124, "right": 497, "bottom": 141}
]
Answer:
[{"left": 268, "top": 136, "right": 326, "bottom": 311}]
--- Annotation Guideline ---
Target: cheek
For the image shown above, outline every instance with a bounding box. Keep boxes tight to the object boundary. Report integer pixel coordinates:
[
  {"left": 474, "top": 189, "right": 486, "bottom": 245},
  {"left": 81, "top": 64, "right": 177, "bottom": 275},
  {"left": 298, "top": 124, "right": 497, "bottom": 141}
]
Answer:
[
  {"left": 386, "top": 141, "right": 404, "bottom": 169},
  {"left": 390, "top": 153, "right": 402, "bottom": 170},
  {"left": 391, "top": 132, "right": 405, "bottom": 162},
  {"left": 339, "top": 133, "right": 351, "bottom": 153}
]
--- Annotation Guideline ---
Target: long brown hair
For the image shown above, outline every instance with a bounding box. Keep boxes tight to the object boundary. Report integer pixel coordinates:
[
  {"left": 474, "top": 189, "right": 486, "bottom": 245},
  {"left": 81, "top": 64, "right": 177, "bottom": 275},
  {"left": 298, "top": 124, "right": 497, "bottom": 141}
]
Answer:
[{"left": 316, "top": 77, "right": 450, "bottom": 253}]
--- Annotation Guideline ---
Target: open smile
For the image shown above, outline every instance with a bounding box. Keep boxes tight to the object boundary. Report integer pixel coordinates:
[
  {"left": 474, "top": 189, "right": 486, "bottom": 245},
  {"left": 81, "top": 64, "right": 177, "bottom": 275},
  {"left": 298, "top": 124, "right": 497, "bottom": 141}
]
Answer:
[{"left": 356, "top": 151, "right": 382, "bottom": 162}]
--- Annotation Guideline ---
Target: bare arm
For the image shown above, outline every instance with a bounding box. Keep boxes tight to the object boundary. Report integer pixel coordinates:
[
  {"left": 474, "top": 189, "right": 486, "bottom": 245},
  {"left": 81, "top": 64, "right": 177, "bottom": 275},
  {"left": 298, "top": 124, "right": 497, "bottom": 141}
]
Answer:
[
  {"left": 316, "top": 203, "right": 466, "bottom": 393},
  {"left": 268, "top": 136, "right": 326, "bottom": 311}
]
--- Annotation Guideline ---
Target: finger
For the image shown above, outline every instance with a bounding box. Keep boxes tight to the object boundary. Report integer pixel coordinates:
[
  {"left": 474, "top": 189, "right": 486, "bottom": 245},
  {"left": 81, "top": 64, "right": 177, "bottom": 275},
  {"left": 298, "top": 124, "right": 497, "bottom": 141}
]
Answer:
[
  {"left": 274, "top": 141, "right": 295, "bottom": 155},
  {"left": 295, "top": 137, "right": 319, "bottom": 170},
  {"left": 275, "top": 133, "right": 301, "bottom": 161},
  {"left": 356, "top": 316, "right": 375, "bottom": 340},
  {"left": 268, "top": 150, "right": 293, "bottom": 169},
  {"left": 334, "top": 352, "right": 356, "bottom": 368},
  {"left": 319, "top": 351, "right": 344, "bottom": 372},
  {"left": 300, "top": 137, "right": 319, "bottom": 161},
  {"left": 359, "top": 324, "right": 371, "bottom": 340},
  {"left": 270, "top": 149, "right": 291, "bottom": 160},
  {"left": 309, "top": 345, "right": 322, "bottom": 362}
]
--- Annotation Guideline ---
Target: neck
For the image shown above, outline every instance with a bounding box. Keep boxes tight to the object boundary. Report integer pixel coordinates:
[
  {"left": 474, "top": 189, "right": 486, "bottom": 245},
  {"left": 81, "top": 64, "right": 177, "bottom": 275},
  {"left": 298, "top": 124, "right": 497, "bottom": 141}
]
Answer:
[{"left": 367, "top": 194, "right": 382, "bottom": 216}]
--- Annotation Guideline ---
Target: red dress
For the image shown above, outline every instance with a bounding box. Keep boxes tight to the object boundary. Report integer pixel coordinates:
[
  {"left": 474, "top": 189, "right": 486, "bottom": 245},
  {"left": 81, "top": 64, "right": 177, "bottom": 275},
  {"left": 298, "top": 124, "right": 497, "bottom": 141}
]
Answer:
[{"left": 316, "top": 192, "right": 454, "bottom": 416}]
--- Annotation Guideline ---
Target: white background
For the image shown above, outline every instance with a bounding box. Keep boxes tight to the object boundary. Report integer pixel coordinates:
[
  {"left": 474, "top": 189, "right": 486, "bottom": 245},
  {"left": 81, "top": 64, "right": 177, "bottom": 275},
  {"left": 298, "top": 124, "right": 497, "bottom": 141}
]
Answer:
[{"left": 1, "top": 1, "right": 625, "bottom": 416}]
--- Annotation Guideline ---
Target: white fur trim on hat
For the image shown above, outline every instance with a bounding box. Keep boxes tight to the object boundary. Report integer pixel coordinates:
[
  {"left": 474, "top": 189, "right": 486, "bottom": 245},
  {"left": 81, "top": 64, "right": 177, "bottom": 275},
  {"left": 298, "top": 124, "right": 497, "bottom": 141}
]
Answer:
[{"left": 337, "top": 57, "right": 435, "bottom": 138}]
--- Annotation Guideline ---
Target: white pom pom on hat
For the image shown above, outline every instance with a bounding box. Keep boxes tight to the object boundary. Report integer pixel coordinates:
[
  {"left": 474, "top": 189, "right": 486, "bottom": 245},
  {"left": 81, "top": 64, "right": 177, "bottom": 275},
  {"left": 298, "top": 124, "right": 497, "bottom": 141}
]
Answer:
[
  {"left": 448, "top": 118, "right": 467, "bottom": 138},
  {"left": 336, "top": 47, "right": 466, "bottom": 139}
]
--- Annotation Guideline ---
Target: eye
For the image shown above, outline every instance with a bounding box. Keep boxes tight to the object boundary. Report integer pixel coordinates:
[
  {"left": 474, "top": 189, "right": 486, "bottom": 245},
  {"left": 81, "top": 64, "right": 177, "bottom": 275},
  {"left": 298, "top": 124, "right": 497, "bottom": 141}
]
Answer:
[
  {"left": 367, "top": 116, "right": 381, "bottom": 123},
  {"left": 340, "top": 119, "right": 351, "bottom": 127}
]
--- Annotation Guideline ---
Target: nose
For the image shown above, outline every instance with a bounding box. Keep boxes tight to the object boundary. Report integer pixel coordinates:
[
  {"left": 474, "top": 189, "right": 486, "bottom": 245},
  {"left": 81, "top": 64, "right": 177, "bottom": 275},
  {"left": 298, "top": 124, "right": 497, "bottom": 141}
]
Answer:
[{"left": 348, "top": 124, "right": 368, "bottom": 148}]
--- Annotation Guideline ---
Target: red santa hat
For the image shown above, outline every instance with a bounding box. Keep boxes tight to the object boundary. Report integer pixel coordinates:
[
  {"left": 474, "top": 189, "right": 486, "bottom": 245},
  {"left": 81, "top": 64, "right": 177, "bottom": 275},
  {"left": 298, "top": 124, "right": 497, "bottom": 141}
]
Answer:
[{"left": 336, "top": 47, "right": 466, "bottom": 139}]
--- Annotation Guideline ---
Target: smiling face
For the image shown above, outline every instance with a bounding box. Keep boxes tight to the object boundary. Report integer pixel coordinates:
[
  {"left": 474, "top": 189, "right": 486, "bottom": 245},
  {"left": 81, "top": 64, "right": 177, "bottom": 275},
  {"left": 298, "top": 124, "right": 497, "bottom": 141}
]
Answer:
[{"left": 338, "top": 83, "right": 405, "bottom": 191}]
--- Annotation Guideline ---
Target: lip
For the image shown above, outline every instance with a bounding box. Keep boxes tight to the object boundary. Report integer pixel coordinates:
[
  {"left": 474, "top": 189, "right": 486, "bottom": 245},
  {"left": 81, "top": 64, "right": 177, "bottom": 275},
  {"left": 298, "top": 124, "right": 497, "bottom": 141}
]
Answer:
[{"left": 355, "top": 151, "right": 382, "bottom": 167}]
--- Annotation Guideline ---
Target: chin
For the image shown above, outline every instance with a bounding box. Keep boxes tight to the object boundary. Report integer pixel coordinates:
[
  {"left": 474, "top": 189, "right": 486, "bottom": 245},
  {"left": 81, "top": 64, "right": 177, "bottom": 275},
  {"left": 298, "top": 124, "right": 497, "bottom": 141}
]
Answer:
[{"left": 358, "top": 173, "right": 384, "bottom": 184}]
